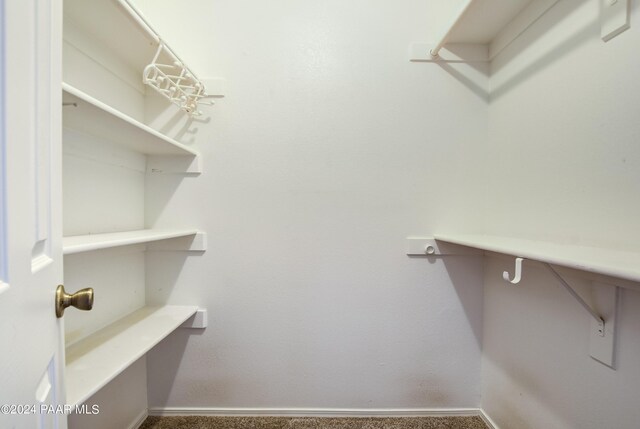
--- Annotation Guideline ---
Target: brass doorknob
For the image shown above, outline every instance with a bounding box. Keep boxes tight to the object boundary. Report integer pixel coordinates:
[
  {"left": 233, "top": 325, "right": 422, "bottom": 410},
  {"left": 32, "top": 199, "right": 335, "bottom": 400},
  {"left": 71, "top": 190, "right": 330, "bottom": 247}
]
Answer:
[{"left": 55, "top": 285, "right": 94, "bottom": 318}]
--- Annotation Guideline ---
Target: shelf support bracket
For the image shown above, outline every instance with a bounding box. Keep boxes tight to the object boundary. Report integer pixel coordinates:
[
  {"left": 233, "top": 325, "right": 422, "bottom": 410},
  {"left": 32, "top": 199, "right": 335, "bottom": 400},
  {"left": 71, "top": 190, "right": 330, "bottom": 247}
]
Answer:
[
  {"left": 545, "top": 263, "right": 619, "bottom": 368},
  {"left": 544, "top": 263, "right": 604, "bottom": 330}
]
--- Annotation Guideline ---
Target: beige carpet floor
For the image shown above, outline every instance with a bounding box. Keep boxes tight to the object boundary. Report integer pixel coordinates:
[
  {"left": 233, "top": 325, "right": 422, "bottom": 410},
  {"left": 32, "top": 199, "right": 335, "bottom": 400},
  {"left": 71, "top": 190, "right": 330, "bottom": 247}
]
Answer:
[{"left": 139, "top": 416, "right": 489, "bottom": 429}]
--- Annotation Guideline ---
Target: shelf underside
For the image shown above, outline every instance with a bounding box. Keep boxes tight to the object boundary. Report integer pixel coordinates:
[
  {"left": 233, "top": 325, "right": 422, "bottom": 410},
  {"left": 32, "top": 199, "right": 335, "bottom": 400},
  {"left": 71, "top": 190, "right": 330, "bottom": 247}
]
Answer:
[
  {"left": 64, "top": 0, "right": 164, "bottom": 75},
  {"left": 435, "top": 234, "right": 640, "bottom": 284},
  {"left": 63, "top": 84, "right": 198, "bottom": 156},
  {"left": 63, "top": 229, "right": 200, "bottom": 254},
  {"left": 412, "top": 0, "right": 560, "bottom": 62},
  {"left": 447, "top": 0, "right": 533, "bottom": 44},
  {"left": 65, "top": 305, "right": 198, "bottom": 406}
]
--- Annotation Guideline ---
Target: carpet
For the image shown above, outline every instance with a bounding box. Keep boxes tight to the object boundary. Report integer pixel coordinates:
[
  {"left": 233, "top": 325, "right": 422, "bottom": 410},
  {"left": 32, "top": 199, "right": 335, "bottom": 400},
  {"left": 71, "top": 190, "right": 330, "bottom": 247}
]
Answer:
[{"left": 139, "top": 416, "right": 489, "bottom": 429}]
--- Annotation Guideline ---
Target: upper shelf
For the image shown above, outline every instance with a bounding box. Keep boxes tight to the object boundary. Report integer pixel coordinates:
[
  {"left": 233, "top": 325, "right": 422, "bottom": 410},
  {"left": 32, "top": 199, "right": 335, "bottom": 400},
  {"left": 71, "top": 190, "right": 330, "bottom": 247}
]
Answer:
[
  {"left": 65, "top": 305, "right": 198, "bottom": 406},
  {"left": 65, "top": 0, "right": 158, "bottom": 78},
  {"left": 64, "top": 0, "right": 211, "bottom": 115},
  {"left": 63, "top": 84, "right": 198, "bottom": 157},
  {"left": 434, "top": 234, "right": 640, "bottom": 284},
  {"left": 446, "top": 0, "right": 533, "bottom": 45},
  {"left": 410, "top": 0, "right": 559, "bottom": 62}
]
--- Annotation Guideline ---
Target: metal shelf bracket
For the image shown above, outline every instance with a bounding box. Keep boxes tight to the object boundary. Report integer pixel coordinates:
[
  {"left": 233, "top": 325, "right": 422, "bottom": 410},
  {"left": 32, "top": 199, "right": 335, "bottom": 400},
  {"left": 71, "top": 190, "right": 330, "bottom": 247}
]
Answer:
[
  {"left": 546, "top": 263, "right": 619, "bottom": 368},
  {"left": 504, "top": 258, "right": 618, "bottom": 368},
  {"left": 544, "top": 263, "right": 605, "bottom": 334}
]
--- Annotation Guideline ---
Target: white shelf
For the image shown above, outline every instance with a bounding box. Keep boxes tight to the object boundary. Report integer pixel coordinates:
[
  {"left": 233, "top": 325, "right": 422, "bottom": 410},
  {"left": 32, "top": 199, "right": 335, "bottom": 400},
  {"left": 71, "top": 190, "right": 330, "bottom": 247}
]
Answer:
[
  {"left": 434, "top": 234, "right": 640, "bottom": 284},
  {"left": 457, "top": 0, "right": 560, "bottom": 59},
  {"left": 446, "top": 0, "right": 533, "bottom": 44},
  {"left": 411, "top": 0, "right": 559, "bottom": 61},
  {"left": 64, "top": 0, "right": 167, "bottom": 79},
  {"left": 64, "top": 0, "right": 210, "bottom": 115},
  {"left": 65, "top": 305, "right": 198, "bottom": 406},
  {"left": 63, "top": 229, "right": 200, "bottom": 255},
  {"left": 62, "top": 83, "right": 199, "bottom": 157}
]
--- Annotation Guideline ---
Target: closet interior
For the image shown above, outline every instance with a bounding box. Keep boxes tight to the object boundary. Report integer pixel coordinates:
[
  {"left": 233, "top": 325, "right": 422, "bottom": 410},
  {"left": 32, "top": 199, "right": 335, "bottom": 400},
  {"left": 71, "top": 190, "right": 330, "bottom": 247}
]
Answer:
[{"left": 48, "top": 0, "right": 640, "bottom": 428}]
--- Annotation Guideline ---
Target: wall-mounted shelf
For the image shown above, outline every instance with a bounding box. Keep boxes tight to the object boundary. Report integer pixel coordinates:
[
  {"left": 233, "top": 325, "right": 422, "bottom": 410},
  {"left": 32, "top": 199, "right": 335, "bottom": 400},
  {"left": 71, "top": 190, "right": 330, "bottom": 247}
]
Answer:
[
  {"left": 410, "top": 0, "right": 559, "bottom": 62},
  {"left": 65, "top": 0, "right": 158, "bottom": 79},
  {"left": 65, "top": 305, "right": 199, "bottom": 406},
  {"left": 63, "top": 229, "right": 202, "bottom": 255},
  {"left": 434, "top": 234, "right": 640, "bottom": 285},
  {"left": 430, "top": 234, "right": 631, "bottom": 368},
  {"left": 63, "top": 84, "right": 199, "bottom": 157}
]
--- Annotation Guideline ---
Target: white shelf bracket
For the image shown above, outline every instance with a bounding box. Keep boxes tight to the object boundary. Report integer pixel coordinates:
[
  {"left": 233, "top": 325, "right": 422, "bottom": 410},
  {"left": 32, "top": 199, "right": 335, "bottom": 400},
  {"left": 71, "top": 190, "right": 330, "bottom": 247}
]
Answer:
[
  {"left": 501, "top": 257, "right": 618, "bottom": 368},
  {"left": 180, "top": 308, "right": 208, "bottom": 329},
  {"left": 544, "top": 263, "right": 618, "bottom": 368},
  {"left": 544, "top": 263, "right": 604, "bottom": 329}
]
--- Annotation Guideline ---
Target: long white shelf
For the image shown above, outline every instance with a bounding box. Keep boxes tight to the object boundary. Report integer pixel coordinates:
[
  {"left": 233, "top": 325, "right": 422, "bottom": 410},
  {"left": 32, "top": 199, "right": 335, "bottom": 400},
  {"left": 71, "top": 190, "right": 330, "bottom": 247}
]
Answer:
[
  {"left": 64, "top": 0, "right": 171, "bottom": 83},
  {"left": 63, "top": 229, "right": 199, "bottom": 255},
  {"left": 434, "top": 234, "right": 640, "bottom": 284},
  {"left": 447, "top": 0, "right": 537, "bottom": 45},
  {"left": 65, "top": 305, "right": 198, "bottom": 406},
  {"left": 62, "top": 84, "right": 199, "bottom": 157},
  {"left": 411, "top": 0, "right": 559, "bottom": 61}
]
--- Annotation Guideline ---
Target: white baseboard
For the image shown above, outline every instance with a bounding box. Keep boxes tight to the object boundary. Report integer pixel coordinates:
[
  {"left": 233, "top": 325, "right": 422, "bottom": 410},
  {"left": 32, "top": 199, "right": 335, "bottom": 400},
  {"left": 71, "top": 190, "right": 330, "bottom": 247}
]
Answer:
[
  {"left": 148, "top": 407, "right": 483, "bottom": 418},
  {"left": 479, "top": 409, "right": 499, "bottom": 429},
  {"left": 129, "top": 409, "right": 149, "bottom": 429}
]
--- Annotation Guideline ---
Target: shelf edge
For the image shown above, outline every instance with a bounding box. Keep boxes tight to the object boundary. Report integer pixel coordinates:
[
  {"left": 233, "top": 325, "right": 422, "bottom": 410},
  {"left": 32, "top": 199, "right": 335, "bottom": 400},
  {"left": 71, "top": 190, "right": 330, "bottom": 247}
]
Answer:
[
  {"left": 434, "top": 234, "right": 640, "bottom": 284},
  {"left": 63, "top": 229, "right": 200, "bottom": 255},
  {"left": 62, "top": 83, "right": 199, "bottom": 157},
  {"left": 65, "top": 305, "right": 199, "bottom": 406}
]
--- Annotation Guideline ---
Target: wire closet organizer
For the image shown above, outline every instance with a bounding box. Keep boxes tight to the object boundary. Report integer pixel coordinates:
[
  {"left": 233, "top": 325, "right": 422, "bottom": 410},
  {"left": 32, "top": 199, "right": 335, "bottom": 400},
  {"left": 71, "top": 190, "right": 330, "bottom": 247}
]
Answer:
[{"left": 119, "top": 0, "right": 213, "bottom": 116}]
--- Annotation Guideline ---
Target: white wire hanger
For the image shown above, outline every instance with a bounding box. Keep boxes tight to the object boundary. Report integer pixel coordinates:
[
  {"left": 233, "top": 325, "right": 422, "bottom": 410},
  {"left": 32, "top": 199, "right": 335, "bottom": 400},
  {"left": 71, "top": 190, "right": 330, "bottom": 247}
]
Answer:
[{"left": 143, "top": 42, "right": 214, "bottom": 116}]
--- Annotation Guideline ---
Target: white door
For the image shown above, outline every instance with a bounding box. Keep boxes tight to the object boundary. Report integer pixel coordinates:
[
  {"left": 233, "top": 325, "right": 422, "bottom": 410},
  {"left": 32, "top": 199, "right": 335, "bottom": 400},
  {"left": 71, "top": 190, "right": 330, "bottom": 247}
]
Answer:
[{"left": 0, "top": 1, "right": 67, "bottom": 428}]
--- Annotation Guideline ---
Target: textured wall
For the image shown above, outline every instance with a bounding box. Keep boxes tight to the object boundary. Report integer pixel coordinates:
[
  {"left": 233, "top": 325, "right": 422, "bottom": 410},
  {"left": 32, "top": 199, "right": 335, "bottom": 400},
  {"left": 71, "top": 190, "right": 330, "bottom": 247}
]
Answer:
[
  {"left": 138, "top": 0, "right": 488, "bottom": 411},
  {"left": 482, "top": 0, "right": 640, "bottom": 428},
  {"left": 487, "top": 0, "right": 640, "bottom": 248}
]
